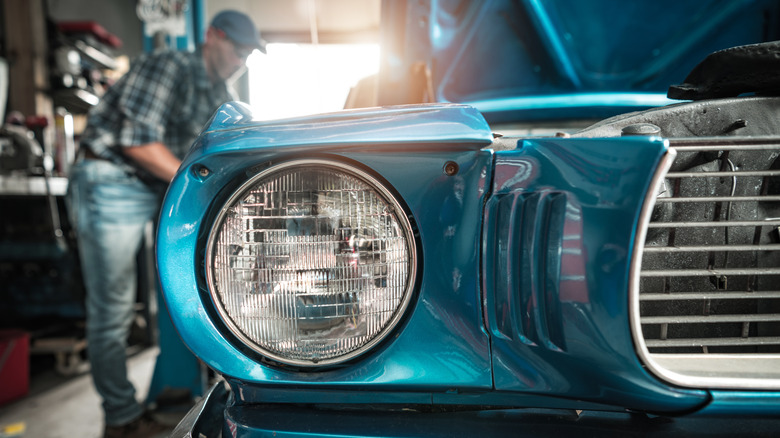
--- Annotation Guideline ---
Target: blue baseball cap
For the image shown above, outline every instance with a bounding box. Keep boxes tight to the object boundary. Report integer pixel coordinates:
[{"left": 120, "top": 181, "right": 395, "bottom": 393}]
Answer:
[{"left": 211, "top": 10, "right": 266, "bottom": 54}]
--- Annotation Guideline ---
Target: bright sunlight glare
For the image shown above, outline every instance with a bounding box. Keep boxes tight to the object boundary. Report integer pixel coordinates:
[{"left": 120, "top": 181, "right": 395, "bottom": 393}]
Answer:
[{"left": 246, "top": 43, "right": 380, "bottom": 120}]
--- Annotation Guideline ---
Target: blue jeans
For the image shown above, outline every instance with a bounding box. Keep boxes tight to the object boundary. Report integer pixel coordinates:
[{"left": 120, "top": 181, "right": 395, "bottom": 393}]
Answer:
[{"left": 66, "top": 158, "right": 164, "bottom": 426}]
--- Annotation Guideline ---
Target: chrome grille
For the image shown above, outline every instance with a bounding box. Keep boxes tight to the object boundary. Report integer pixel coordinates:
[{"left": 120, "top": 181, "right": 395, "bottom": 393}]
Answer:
[{"left": 639, "top": 139, "right": 780, "bottom": 356}]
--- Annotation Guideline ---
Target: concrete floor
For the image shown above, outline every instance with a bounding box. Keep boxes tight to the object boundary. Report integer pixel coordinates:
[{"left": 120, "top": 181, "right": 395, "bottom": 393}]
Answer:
[{"left": 0, "top": 347, "right": 176, "bottom": 438}]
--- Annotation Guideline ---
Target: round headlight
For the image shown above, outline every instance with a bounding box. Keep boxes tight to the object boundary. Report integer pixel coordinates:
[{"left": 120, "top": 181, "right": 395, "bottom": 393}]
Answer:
[{"left": 206, "top": 160, "right": 417, "bottom": 366}]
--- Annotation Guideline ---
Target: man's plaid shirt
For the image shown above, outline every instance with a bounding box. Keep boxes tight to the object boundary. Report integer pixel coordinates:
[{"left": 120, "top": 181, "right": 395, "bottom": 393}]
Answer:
[{"left": 80, "top": 48, "right": 234, "bottom": 172}]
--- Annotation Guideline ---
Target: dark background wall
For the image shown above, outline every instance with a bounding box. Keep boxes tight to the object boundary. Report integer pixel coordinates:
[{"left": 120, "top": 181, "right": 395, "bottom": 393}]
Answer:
[{"left": 46, "top": 0, "right": 144, "bottom": 59}]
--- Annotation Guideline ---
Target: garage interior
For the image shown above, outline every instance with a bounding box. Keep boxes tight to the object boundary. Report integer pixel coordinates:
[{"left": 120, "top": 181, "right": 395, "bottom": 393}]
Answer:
[
  {"left": 3, "top": 0, "right": 780, "bottom": 437},
  {"left": 0, "top": 1, "right": 380, "bottom": 436}
]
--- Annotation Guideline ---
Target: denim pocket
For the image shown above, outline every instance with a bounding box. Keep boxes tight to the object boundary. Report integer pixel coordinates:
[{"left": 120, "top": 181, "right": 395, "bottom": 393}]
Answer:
[{"left": 70, "top": 160, "right": 161, "bottom": 227}]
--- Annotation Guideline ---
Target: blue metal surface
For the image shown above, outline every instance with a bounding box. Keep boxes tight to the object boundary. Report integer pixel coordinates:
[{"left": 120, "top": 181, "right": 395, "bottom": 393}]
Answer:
[
  {"left": 483, "top": 137, "right": 707, "bottom": 413},
  {"left": 160, "top": 101, "right": 709, "bottom": 413},
  {"left": 220, "top": 402, "right": 780, "bottom": 438},
  {"left": 169, "top": 385, "right": 780, "bottom": 438},
  {"left": 139, "top": 0, "right": 780, "bottom": 435},
  {"left": 696, "top": 391, "right": 780, "bottom": 417},
  {"left": 378, "top": 0, "right": 780, "bottom": 120},
  {"left": 188, "top": 102, "right": 493, "bottom": 161},
  {"left": 469, "top": 93, "right": 674, "bottom": 123},
  {"left": 159, "top": 101, "right": 780, "bottom": 435},
  {"left": 433, "top": 0, "right": 780, "bottom": 99},
  {"left": 192, "top": 0, "right": 206, "bottom": 48},
  {"left": 158, "top": 103, "right": 496, "bottom": 391},
  {"left": 143, "top": 0, "right": 206, "bottom": 399},
  {"left": 145, "top": 283, "right": 206, "bottom": 404}
]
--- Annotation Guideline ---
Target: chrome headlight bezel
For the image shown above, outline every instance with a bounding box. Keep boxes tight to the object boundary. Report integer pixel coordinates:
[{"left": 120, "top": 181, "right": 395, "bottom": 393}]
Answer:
[{"left": 204, "top": 158, "right": 418, "bottom": 367}]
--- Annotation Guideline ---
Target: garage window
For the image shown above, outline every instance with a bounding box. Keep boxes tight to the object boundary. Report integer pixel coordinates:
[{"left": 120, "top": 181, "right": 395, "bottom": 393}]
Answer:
[{"left": 247, "top": 43, "right": 379, "bottom": 120}]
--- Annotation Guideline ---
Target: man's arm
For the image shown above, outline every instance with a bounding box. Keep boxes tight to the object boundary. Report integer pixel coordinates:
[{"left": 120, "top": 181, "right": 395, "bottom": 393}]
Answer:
[{"left": 122, "top": 142, "right": 182, "bottom": 183}]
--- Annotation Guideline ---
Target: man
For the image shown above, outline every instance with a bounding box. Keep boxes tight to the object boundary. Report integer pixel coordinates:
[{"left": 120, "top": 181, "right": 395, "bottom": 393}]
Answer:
[{"left": 66, "top": 10, "right": 264, "bottom": 438}]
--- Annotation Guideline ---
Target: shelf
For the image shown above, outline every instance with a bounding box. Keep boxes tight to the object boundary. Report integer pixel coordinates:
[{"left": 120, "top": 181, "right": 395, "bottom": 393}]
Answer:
[{"left": 0, "top": 175, "right": 68, "bottom": 196}]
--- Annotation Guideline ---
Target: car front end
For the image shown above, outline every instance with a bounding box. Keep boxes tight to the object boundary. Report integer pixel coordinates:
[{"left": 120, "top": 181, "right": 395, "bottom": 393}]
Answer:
[{"left": 159, "top": 1, "right": 780, "bottom": 436}]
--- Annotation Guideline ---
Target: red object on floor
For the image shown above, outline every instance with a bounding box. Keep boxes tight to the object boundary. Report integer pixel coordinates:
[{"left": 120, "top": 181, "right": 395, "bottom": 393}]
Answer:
[{"left": 0, "top": 330, "right": 30, "bottom": 405}]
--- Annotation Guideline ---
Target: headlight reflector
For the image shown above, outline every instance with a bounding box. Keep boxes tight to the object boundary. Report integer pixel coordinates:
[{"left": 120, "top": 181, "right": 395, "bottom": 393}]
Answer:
[{"left": 206, "top": 160, "right": 416, "bottom": 366}]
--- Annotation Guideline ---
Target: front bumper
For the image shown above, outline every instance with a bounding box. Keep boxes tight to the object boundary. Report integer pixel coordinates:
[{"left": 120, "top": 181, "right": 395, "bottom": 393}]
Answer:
[{"left": 174, "top": 382, "right": 780, "bottom": 438}]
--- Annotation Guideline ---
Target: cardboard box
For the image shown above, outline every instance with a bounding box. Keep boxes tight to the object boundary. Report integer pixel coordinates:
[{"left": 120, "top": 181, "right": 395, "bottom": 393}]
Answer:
[{"left": 0, "top": 330, "right": 30, "bottom": 405}]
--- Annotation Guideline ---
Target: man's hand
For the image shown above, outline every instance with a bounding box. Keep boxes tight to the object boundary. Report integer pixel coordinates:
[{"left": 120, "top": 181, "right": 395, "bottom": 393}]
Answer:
[{"left": 122, "top": 142, "right": 182, "bottom": 183}]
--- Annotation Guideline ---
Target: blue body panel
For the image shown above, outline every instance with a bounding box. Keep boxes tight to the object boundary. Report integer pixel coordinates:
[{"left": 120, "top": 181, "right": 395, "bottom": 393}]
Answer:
[
  {"left": 159, "top": 0, "right": 780, "bottom": 435},
  {"left": 221, "top": 402, "right": 780, "bottom": 438},
  {"left": 159, "top": 104, "right": 495, "bottom": 391},
  {"left": 697, "top": 391, "right": 780, "bottom": 417},
  {"left": 483, "top": 137, "right": 706, "bottom": 412},
  {"left": 432, "top": 0, "right": 779, "bottom": 100},
  {"left": 469, "top": 93, "right": 674, "bottom": 123},
  {"left": 168, "top": 383, "right": 779, "bottom": 438},
  {"left": 378, "top": 0, "right": 780, "bottom": 120},
  {"left": 188, "top": 102, "right": 493, "bottom": 160},
  {"left": 159, "top": 103, "right": 711, "bottom": 412},
  {"left": 159, "top": 103, "right": 780, "bottom": 436}
]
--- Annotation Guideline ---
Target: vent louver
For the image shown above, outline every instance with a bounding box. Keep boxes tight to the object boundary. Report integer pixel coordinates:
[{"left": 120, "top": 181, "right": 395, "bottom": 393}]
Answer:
[{"left": 485, "top": 192, "right": 568, "bottom": 352}]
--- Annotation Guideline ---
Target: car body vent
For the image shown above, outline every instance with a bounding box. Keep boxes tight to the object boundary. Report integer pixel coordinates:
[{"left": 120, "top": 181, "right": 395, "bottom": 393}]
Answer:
[
  {"left": 484, "top": 191, "right": 568, "bottom": 352},
  {"left": 634, "top": 138, "right": 780, "bottom": 389}
]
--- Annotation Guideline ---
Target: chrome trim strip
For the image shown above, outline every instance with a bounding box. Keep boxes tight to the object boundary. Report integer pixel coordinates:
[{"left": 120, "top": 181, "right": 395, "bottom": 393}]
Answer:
[
  {"left": 169, "top": 381, "right": 228, "bottom": 438},
  {"left": 648, "top": 354, "right": 780, "bottom": 389},
  {"left": 628, "top": 146, "right": 677, "bottom": 383}
]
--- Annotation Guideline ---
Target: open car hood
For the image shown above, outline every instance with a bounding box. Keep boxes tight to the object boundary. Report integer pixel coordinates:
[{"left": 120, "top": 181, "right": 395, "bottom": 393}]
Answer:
[{"left": 377, "top": 0, "right": 780, "bottom": 122}]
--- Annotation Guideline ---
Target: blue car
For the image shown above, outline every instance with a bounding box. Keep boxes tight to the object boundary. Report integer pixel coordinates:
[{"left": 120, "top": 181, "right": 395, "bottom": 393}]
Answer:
[{"left": 159, "top": 1, "right": 780, "bottom": 436}]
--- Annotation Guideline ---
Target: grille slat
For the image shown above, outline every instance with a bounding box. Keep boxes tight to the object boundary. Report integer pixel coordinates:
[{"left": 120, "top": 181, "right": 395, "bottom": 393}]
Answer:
[
  {"left": 648, "top": 219, "right": 780, "bottom": 228},
  {"left": 672, "top": 144, "right": 780, "bottom": 151},
  {"left": 642, "top": 314, "right": 780, "bottom": 324},
  {"left": 641, "top": 267, "right": 780, "bottom": 277},
  {"left": 646, "top": 336, "right": 780, "bottom": 348},
  {"left": 644, "top": 244, "right": 780, "bottom": 252},
  {"left": 641, "top": 291, "right": 780, "bottom": 301},
  {"left": 667, "top": 170, "right": 780, "bottom": 178},
  {"left": 656, "top": 195, "right": 780, "bottom": 203},
  {"left": 638, "top": 138, "right": 780, "bottom": 357}
]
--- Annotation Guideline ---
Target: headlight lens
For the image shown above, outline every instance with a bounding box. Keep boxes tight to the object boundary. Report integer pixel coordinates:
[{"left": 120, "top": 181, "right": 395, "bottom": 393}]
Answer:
[{"left": 206, "top": 160, "right": 417, "bottom": 366}]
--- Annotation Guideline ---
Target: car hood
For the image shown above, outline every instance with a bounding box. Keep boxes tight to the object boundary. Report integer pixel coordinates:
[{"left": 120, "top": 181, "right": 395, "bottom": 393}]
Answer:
[{"left": 378, "top": 0, "right": 780, "bottom": 121}]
